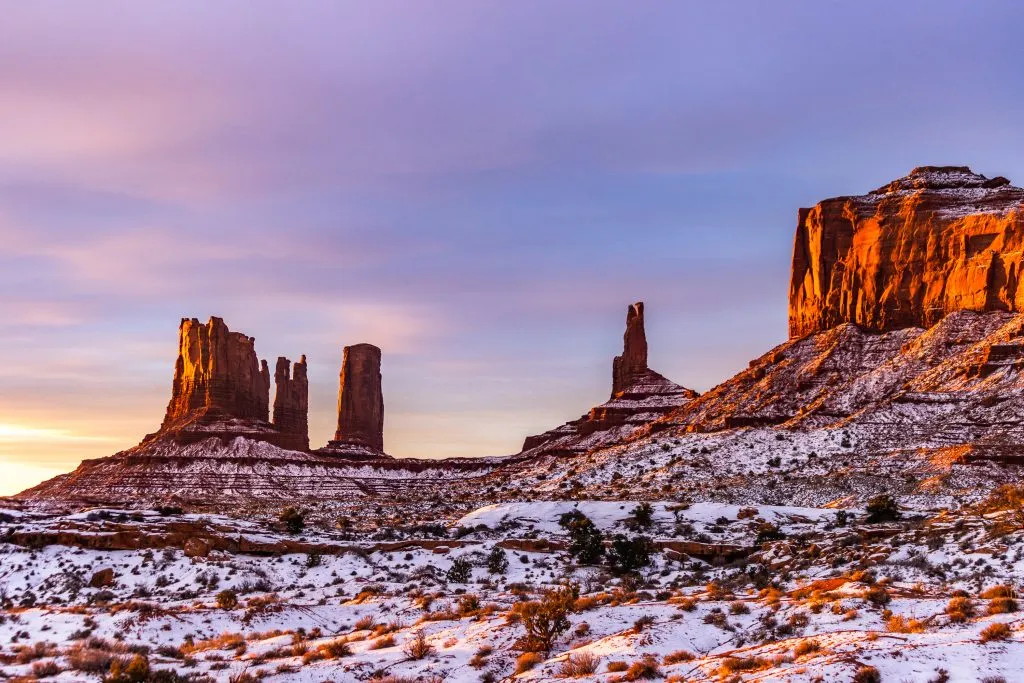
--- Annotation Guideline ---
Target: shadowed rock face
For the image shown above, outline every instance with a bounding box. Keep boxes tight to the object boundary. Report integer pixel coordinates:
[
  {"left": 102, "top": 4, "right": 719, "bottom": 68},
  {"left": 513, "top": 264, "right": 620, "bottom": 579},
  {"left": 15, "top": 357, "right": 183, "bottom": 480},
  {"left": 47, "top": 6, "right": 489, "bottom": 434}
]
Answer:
[
  {"left": 162, "top": 317, "right": 270, "bottom": 427},
  {"left": 612, "top": 302, "right": 648, "bottom": 396},
  {"left": 330, "top": 344, "right": 384, "bottom": 453},
  {"left": 789, "top": 166, "right": 1024, "bottom": 338},
  {"left": 272, "top": 355, "right": 308, "bottom": 451}
]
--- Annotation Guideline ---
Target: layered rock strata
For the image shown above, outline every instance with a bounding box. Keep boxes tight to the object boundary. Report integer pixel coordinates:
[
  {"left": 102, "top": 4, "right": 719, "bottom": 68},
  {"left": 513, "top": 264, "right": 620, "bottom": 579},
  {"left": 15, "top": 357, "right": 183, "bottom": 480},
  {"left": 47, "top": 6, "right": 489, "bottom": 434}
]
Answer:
[
  {"left": 320, "top": 343, "right": 388, "bottom": 459},
  {"left": 789, "top": 166, "right": 1024, "bottom": 338},
  {"left": 520, "top": 302, "right": 697, "bottom": 456}
]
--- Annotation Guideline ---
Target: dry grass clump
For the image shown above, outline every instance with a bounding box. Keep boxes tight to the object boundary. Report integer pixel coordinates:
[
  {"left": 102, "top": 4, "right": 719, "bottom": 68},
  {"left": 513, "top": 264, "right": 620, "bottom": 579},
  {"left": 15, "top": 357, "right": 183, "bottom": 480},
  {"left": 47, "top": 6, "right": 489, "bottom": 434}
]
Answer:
[
  {"left": 946, "top": 596, "right": 974, "bottom": 622},
  {"left": 981, "top": 584, "right": 1016, "bottom": 599},
  {"left": 516, "top": 652, "right": 544, "bottom": 673},
  {"left": 886, "top": 615, "right": 926, "bottom": 633},
  {"left": 980, "top": 622, "right": 1012, "bottom": 643},
  {"left": 403, "top": 629, "right": 435, "bottom": 659},
  {"left": 607, "top": 661, "right": 629, "bottom": 672},
  {"left": 729, "top": 600, "right": 750, "bottom": 615},
  {"left": 559, "top": 652, "right": 601, "bottom": 677},
  {"left": 354, "top": 614, "right": 376, "bottom": 630},
  {"left": 717, "top": 656, "right": 771, "bottom": 676},
  {"left": 792, "top": 639, "right": 821, "bottom": 657},
  {"left": 317, "top": 638, "right": 352, "bottom": 658},
  {"left": 618, "top": 655, "right": 662, "bottom": 681},
  {"left": 853, "top": 665, "right": 881, "bottom": 683},
  {"left": 862, "top": 585, "right": 890, "bottom": 606},
  {"left": 671, "top": 596, "right": 697, "bottom": 611},
  {"left": 369, "top": 634, "right": 397, "bottom": 650},
  {"left": 31, "top": 660, "right": 62, "bottom": 678},
  {"left": 182, "top": 632, "right": 245, "bottom": 655},
  {"left": 13, "top": 642, "right": 59, "bottom": 664},
  {"left": 987, "top": 597, "right": 1018, "bottom": 615},
  {"left": 663, "top": 649, "right": 695, "bottom": 664}
]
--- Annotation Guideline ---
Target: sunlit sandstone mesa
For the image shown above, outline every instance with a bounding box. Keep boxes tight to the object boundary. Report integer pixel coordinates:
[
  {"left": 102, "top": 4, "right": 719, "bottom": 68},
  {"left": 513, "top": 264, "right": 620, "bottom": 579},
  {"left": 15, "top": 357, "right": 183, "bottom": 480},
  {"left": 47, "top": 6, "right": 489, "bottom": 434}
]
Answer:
[{"left": 789, "top": 166, "right": 1024, "bottom": 337}]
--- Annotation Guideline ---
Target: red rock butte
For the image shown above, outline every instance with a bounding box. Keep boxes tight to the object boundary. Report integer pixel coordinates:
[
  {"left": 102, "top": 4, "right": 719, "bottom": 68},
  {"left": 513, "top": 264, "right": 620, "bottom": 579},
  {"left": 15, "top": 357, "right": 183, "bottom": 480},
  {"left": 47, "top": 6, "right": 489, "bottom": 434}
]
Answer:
[
  {"left": 789, "top": 166, "right": 1024, "bottom": 338},
  {"left": 156, "top": 316, "right": 308, "bottom": 450},
  {"left": 319, "top": 343, "right": 388, "bottom": 459}
]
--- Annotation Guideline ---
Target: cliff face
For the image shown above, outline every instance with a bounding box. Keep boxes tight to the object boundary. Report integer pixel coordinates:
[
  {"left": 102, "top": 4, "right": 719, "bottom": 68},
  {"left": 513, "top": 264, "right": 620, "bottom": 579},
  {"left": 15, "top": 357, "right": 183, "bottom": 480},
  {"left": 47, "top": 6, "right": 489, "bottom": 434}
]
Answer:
[
  {"left": 789, "top": 166, "right": 1024, "bottom": 338},
  {"left": 272, "top": 356, "right": 309, "bottom": 451},
  {"left": 162, "top": 317, "right": 270, "bottom": 427}
]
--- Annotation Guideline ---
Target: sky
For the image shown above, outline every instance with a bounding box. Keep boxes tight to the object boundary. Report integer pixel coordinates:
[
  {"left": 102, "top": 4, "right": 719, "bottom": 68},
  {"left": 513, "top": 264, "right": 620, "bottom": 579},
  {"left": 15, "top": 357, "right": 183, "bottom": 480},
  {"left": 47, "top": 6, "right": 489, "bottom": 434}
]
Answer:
[{"left": 2, "top": 1, "right": 1024, "bottom": 495}]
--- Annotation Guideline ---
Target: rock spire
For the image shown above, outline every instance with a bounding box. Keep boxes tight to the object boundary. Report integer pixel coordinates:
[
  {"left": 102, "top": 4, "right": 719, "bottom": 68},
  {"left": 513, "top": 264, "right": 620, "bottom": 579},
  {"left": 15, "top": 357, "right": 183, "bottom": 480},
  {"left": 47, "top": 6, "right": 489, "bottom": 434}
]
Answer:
[
  {"left": 612, "top": 302, "right": 649, "bottom": 396},
  {"left": 327, "top": 343, "right": 385, "bottom": 454},
  {"left": 272, "top": 355, "right": 309, "bottom": 451}
]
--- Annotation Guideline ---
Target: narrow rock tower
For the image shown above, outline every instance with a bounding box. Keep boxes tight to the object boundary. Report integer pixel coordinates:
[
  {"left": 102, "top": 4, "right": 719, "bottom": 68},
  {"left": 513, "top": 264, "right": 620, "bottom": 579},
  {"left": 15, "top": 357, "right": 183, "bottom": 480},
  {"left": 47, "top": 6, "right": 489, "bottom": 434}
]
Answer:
[
  {"left": 611, "top": 302, "right": 648, "bottom": 396},
  {"left": 272, "top": 355, "right": 309, "bottom": 451},
  {"left": 326, "top": 343, "right": 385, "bottom": 454}
]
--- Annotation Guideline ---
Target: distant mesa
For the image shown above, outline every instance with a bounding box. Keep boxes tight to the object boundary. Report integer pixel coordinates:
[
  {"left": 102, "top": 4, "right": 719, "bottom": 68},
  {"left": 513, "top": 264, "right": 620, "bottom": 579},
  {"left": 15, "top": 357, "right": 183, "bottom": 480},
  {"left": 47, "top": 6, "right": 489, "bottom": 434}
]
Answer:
[
  {"left": 519, "top": 301, "right": 698, "bottom": 457},
  {"left": 318, "top": 343, "right": 391, "bottom": 460},
  {"left": 790, "top": 166, "right": 1024, "bottom": 337}
]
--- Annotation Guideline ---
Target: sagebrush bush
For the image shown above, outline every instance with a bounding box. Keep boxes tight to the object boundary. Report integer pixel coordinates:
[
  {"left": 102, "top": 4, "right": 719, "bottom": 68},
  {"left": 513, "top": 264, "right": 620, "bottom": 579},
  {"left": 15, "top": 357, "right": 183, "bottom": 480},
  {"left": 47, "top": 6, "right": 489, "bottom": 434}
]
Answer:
[{"left": 559, "top": 652, "right": 601, "bottom": 677}]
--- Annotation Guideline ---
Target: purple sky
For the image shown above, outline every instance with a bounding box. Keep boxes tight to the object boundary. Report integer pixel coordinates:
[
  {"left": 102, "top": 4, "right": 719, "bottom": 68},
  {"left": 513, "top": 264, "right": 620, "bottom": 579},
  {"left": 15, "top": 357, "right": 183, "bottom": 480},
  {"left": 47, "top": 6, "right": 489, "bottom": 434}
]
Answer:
[{"left": 2, "top": 2, "right": 1024, "bottom": 493}]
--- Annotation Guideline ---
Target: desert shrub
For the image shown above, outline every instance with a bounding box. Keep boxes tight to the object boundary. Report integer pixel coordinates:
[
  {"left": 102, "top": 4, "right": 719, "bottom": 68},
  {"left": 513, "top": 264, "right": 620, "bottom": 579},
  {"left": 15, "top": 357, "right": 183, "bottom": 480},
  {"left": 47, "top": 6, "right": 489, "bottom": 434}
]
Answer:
[
  {"left": 633, "top": 615, "right": 655, "bottom": 632},
  {"left": 729, "top": 600, "right": 750, "bottom": 615},
  {"left": 865, "top": 495, "right": 901, "bottom": 523},
  {"left": 15, "top": 642, "right": 59, "bottom": 664},
  {"left": 606, "top": 534, "right": 654, "bottom": 575},
  {"left": 607, "top": 661, "right": 628, "bottom": 672},
  {"left": 886, "top": 615, "right": 925, "bottom": 633},
  {"left": 987, "top": 597, "right": 1018, "bottom": 615},
  {"left": 370, "top": 635, "right": 396, "bottom": 650},
  {"left": 354, "top": 615, "right": 376, "bottom": 630},
  {"left": 216, "top": 590, "right": 238, "bottom": 610},
  {"left": 946, "top": 596, "right": 974, "bottom": 622},
  {"left": 279, "top": 506, "right": 305, "bottom": 533},
  {"left": 31, "top": 660, "right": 62, "bottom": 678},
  {"left": 663, "top": 650, "right": 695, "bottom": 664},
  {"left": 319, "top": 638, "right": 352, "bottom": 658},
  {"left": 515, "top": 652, "right": 544, "bottom": 673},
  {"left": 981, "top": 584, "right": 1017, "bottom": 599},
  {"left": 626, "top": 503, "right": 655, "bottom": 530},
  {"left": 559, "top": 652, "right": 601, "bottom": 677},
  {"left": 511, "top": 584, "right": 577, "bottom": 653},
  {"left": 403, "top": 630, "right": 435, "bottom": 659},
  {"left": 446, "top": 557, "right": 473, "bottom": 584},
  {"left": 862, "top": 585, "right": 891, "bottom": 606},
  {"left": 853, "top": 666, "right": 881, "bottom": 683},
  {"left": 755, "top": 523, "right": 786, "bottom": 544},
  {"left": 718, "top": 656, "right": 770, "bottom": 675},
  {"left": 486, "top": 546, "right": 509, "bottom": 574},
  {"left": 622, "top": 655, "right": 662, "bottom": 680},
  {"left": 457, "top": 593, "right": 481, "bottom": 615},
  {"left": 793, "top": 639, "right": 820, "bottom": 657},
  {"left": 559, "top": 511, "right": 606, "bottom": 565},
  {"left": 68, "top": 643, "right": 115, "bottom": 673},
  {"left": 103, "top": 654, "right": 150, "bottom": 683},
  {"left": 980, "top": 622, "right": 1012, "bottom": 643}
]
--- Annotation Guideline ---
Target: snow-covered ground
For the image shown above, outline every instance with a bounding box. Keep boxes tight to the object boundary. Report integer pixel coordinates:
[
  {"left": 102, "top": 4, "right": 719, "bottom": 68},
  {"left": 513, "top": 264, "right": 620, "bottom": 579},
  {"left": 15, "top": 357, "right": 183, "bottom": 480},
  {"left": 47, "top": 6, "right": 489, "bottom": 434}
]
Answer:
[{"left": 3, "top": 499, "right": 1024, "bottom": 682}]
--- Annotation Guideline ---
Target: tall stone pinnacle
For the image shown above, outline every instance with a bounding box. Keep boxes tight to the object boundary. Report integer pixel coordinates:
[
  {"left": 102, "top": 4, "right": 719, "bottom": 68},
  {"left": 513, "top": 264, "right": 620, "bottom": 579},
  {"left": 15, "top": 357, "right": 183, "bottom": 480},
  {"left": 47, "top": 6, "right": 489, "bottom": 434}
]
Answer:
[
  {"left": 611, "top": 302, "right": 648, "bottom": 396},
  {"left": 272, "top": 355, "right": 309, "bottom": 451},
  {"left": 332, "top": 343, "right": 384, "bottom": 452}
]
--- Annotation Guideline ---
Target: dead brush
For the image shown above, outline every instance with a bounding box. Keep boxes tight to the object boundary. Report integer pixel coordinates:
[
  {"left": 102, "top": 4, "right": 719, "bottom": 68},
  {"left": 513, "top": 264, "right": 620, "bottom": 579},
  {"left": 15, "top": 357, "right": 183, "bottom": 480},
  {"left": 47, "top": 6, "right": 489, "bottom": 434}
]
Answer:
[
  {"left": 559, "top": 652, "right": 601, "bottom": 677},
  {"left": 946, "top": 596, "right": 975, "bottom": 622},
  {"left": 886, "top": 615, "right": 926, "bottom": 633},
  {"left": 403, "top": 629, "right": 435, "bottom": 659},
  {"left": 14, "top": 642, "right": 59, "bottom": 664},
  {"left": 369, "top": 634, "right": 397, "bottom": 650},
  {"left": 717, "top": 655, "right": 771, "bottom": 676},
  {"left": 516, "top": 652, "right": 544, "bottom": 673},
  {"left": 620, "top": 655, "right": 662, "bottom": 680},
  {"left": 662, "top": 650, "right": 695, "bottom": 664},
  {"left": 792, "top": 639, "right": 821, "bottom": 657}
]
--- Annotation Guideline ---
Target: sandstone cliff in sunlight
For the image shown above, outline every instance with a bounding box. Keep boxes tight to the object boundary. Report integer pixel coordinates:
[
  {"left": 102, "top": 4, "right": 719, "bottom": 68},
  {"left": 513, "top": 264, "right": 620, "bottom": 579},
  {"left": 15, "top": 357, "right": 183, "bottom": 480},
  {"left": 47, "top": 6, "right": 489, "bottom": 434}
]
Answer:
[{"left": 789, "top": 166, "right": 1024, "bottom": 337}]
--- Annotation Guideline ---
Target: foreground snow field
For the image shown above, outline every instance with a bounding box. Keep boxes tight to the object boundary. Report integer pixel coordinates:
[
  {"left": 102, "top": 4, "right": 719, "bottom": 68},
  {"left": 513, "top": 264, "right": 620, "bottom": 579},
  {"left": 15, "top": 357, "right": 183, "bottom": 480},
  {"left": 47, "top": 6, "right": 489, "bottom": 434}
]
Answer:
[{"left": 3, "top": 500, "right": 1024, "bottom": 682}]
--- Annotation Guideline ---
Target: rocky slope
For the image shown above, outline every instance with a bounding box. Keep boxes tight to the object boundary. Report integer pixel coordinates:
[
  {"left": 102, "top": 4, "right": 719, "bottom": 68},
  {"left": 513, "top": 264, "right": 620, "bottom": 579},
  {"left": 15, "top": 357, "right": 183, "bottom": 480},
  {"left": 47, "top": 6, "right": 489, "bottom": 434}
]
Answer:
[{"left": 790, "top": 166, "right": 1024, "bottom": 337}]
